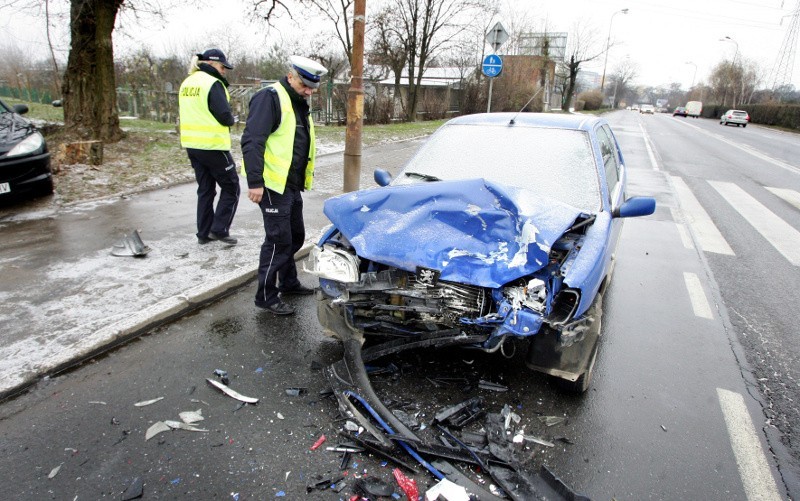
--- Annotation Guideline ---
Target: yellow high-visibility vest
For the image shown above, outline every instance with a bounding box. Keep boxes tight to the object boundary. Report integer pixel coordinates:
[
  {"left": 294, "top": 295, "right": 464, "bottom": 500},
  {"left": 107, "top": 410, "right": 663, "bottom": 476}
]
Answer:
[
  {"left": 257, "top": 82, "right": 315, "bottom": 194},
  {"left": 179, "top": 71, "right": 231, "bottom": 150}
]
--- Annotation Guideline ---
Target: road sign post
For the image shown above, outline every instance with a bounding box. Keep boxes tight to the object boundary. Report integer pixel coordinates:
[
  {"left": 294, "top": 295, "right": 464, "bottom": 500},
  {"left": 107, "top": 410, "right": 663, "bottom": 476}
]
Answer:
[{"left": 483, "top": 22, "right": 508, "bottom": 113}]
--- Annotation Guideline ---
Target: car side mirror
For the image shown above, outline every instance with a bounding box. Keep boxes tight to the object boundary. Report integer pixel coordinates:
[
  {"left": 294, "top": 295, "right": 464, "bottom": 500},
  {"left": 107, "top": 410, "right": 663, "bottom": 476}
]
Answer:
[
  {"left": 614, "top": 196, "right": 656, "bottom": 218},
  {"left": 374, "top": 169, "right": 392, "bottom": 187},
  {"left": 12, "top": 104, "right": 29, "bottom": 115}
]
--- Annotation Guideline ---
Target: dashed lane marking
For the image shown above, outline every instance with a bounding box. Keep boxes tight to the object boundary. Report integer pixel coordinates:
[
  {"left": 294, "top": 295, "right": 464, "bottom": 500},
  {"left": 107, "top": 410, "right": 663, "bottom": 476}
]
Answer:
[
  {"left": 683, "top": 272, "right": 713, "bottom": 319},
  {"left": 717, "top": 388, "right": 782, "bottom": 501},
  {"left": 710, "top": 181, "right": 800, "bottom": 266},
  {"left": 670, "top": 176, "right": 734, "bottom": 255}
]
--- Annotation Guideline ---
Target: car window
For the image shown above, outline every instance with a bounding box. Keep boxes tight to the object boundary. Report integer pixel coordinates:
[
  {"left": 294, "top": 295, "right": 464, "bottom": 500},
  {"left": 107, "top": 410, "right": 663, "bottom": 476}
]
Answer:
[
  {"left": 398, "top": 123, "right": 602, "bottom": 213},
  {"left": 596, "top": 125, "right": 620, "bottom": 204}
]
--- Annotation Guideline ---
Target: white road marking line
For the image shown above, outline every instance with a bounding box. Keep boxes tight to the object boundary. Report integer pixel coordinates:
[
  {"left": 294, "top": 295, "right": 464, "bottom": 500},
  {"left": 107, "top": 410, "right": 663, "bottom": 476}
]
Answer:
[
  {"left": 671, "top": 118, "right": 800, "bottom": 176},
  {"left": 638, "top": 123, "right": 660, "bottom": 171},
  {"left": 716, "top": 388, "right": 782, "bottom": 501},
  {"left": 682, "top": 272, "right": 713, "bottom": 319},
  {"left": 670, "top": 176, "right": 735, "bottom": 255},
  {"left": 766, "top": 187, "right": 800, "bottom": 211},
  {"left": 710, "top": 181, "right": 800, "bottom": 266}
]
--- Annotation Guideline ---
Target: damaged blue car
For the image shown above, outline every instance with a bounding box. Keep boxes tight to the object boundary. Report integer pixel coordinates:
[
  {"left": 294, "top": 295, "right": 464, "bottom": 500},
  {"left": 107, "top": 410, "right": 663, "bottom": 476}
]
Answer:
[{"left": 306, "top": 113, "right": 655, "bottom": 392}]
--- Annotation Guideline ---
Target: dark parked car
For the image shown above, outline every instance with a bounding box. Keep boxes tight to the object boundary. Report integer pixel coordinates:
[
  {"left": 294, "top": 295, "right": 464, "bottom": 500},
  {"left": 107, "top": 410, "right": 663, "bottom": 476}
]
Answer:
[
  {"left": 0, "top": 99, "right": 53, "bottom": 200},
  {"left": 673, "top": 106, "right": 688, "bottom": 117},
  {"left": 306, "top": 113, "right": 655, "bottom": 392}
]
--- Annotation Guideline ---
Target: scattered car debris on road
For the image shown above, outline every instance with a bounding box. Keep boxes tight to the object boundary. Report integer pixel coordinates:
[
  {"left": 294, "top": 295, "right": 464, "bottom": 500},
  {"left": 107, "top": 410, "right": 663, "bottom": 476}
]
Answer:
[
  {"left": 110, "top": 229, "right": 151, "bottom": 257},
  {"left": 120, "top": 476, "right": 144, "bottom": 500},
  {"left": 133, "top": 396, "right": 164, "bottom": 407},
  {"left": 205, "top": 378, "right": 259, "bottom": 403}
]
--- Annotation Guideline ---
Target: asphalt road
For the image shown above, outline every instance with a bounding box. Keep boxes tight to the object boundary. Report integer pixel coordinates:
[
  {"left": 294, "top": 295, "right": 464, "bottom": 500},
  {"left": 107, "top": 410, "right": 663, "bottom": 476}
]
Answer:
[{"left": 0, "top": 112, "right": 797, "bottom": 499}]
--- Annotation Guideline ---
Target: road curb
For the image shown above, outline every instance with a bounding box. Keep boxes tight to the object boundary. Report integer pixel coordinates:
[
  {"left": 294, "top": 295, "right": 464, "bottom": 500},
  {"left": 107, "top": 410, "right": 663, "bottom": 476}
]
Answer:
[{"left": 0, "top": 244, "right": 314, "bottom": 402}]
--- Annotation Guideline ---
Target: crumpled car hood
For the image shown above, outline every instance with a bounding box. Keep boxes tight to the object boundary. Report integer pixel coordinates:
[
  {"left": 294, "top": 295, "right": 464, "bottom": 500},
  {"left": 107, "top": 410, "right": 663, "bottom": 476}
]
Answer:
[
  {"left": 0, "top": 111, "right": 35, "bottom": 155},
  {"left": 323, "top": 178, "right": 584, "bottom": 288}
]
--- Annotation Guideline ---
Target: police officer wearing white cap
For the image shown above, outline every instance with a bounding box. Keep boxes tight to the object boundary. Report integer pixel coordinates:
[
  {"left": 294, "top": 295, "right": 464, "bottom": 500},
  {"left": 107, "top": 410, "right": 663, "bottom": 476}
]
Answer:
[
  {"left": 241, "top": 55, "right": 328, "bottom": 315},
  {"left": 178, "top": 48, "right": 240, "bottom": 246}
]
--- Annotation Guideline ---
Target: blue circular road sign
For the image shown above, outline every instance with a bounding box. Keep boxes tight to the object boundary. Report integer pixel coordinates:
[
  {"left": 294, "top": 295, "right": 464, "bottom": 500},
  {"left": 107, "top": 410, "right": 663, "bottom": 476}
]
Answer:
[{"left": 482, "top": 54, "right": 503, "bottom": 78}]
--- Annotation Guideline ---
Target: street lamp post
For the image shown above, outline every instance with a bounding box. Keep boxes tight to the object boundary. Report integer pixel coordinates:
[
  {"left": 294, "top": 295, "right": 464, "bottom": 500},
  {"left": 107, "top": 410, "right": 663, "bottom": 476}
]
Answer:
[
  {"left": 719, "top": 35, "right": 740, "bottom": 107},
  {"left": 600, "top": 8, "right": 629, "bottom": 93}
]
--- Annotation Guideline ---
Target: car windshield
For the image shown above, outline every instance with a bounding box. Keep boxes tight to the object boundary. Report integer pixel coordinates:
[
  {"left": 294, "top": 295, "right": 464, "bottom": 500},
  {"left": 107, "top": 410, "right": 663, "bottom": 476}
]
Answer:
[{"left": 396, "top": 123, "right": 601, "bottom": 212}]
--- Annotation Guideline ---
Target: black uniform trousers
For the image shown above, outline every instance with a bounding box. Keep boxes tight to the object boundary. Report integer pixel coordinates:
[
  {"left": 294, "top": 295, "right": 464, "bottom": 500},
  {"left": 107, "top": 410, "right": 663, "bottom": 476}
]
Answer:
[
  {"left": 255, "top": 186, "right": 305, "bottom": 308},
  {"left": 187, "top": 148, "right": 240, "bottom": 239}
]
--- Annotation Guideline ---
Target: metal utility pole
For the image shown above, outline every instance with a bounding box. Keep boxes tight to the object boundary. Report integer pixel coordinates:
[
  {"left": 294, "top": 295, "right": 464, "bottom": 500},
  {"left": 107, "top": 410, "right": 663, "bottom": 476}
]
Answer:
[
  {"left": 600, "top": 8, "right": 628, "bottom": 92},
  {"left": 770, "top": 1, "right": 800, "bottom": 92},
  {"left": 343, "top": 0, "right": 366, "bottom": 193}
]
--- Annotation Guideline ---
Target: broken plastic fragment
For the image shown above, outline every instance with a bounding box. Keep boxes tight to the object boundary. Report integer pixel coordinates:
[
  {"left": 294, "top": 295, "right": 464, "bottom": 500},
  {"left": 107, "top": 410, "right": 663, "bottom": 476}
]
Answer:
[
  {"left": 179, "top": 409, "right": 204, "bottom": 424},
  {"left": 425, "top": 477, "right": 469, "bottom": 501},
  {"left": 538, "top": 415, "right": 566, "bottom": 427},
  {"left": 48, "top": 464, "right": 61, "bottom": 479},
  {"left": 134, "top": 397, "right": 164, "bottom": 407},
  {"left": 285, "top": 387, "right": 307, "bottom": 397},
  {"left": 145, "top": 421, "right": 170, "bottom": 441},
  {"left": 522, "top": 434, "right": 555, "bottom": 447},
  {"left": 121, "top": 476, "right": 144, "bottom": 500},
  {"left": 277, "top": 412, "right": 285, "bottom": 420},
  {"left": 310, "top": 434, "right": 327, "bottom": 450},
  {"left": 393, "top": 468, "right": 419, "bottom": 500},
  {"left": 164, "top": 420, "right": 209, "bottom": 432},
  {"left": 213, "top": 369, "right": 230, "bottom": 385},
  {"left": 206, "top": 378, "right": 259, "bottom": 404}
]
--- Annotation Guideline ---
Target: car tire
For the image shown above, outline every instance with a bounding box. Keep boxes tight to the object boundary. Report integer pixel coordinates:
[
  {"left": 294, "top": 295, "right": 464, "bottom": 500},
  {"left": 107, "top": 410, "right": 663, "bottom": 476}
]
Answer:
[
  {"left": 33, "top": 177, "right": 54, "bottom": 198},
  {"left": 743, "top": 123, "right": 747, "bottom": 128}
]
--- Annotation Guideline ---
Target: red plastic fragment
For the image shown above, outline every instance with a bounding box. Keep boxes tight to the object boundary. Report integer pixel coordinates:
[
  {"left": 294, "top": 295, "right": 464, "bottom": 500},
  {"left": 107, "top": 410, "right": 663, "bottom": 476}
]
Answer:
[
  {"left": 310, "top": 434, "right": 327, "bottom": 451},
  {"left": 393, "top": 468, "right": 419, "bottom": 500}
]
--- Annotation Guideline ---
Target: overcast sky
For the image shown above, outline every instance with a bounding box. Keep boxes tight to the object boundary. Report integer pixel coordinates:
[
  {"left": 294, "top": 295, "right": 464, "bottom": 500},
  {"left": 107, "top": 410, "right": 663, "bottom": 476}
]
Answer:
[{"left": 1, "top": 0, "right": 797, "bottom": 90}]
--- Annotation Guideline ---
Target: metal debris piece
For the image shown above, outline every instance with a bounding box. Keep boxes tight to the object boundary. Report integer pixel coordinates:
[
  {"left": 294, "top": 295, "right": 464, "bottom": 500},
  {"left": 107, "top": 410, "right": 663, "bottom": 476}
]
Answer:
[
  {"left": 145, "top": 421, "right": 170, "bottom": 441},
  {"left": 179, "top": 409, "right": 204, "bottom": 424},
  {"left": 478, "top": 380, "right": 508, "bottom": 392},
  {"left": 164, "top": 420, "right": 208, "bottom": 432},
  {"left": 48, "top": 464, "right": 61, "bottom": 479},
  {"left": 121, "top": 476, "right": 144, "bottom": 500},
  {"left": 134, "top": 397, "right": 164, "bottom": 407},
  {"left": 206, "top": 378, "right": 259, "bottom": 404},
  {"left": 110, "top": 230, "right": 151, "bottom": 257},
  {"left": 538, "top": 415, "right": 566, "bottom": 427}
]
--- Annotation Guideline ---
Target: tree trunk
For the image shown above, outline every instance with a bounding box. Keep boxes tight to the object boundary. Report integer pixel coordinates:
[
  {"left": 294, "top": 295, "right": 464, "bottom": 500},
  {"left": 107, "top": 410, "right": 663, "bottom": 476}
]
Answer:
[{"left": 62, "top": 0, "right": 124, "bottom": 142}]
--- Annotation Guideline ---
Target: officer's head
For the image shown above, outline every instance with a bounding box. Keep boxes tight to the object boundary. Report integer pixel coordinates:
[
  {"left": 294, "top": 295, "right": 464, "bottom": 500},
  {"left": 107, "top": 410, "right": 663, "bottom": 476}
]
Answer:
[
  {"left": 287, "top": 55, "right": 328, "bottom": 97},
  {"left": 198, "top": 48, "right": 233, "bottom": 75}
]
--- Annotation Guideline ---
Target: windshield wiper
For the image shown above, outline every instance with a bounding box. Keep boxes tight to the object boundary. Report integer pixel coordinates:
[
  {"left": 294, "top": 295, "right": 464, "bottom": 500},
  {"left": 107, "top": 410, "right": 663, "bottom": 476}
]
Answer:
[{"left": 403, "top": 172, "right": 441, "bottom": 182}]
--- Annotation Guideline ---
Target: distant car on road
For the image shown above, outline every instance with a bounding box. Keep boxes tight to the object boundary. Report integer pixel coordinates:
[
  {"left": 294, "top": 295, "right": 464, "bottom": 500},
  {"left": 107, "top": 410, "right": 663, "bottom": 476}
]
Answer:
[
  {"left": 640, "top": 104, "right": 655, "bottom": 114},
  {"left": 306, "top": 112, "right": 656, "bottom": 393},
  {"left": 0, "top": 99, "right": 53, "bottom": 201},
  {"left": 673, "top": 106, "right": 688, "bottom": 117},
  {"left": 685, "top": 101, "right": 703, "bottom": 118},
  {"left": 720, "top": 109, "right": 750, "bottom": 127}
]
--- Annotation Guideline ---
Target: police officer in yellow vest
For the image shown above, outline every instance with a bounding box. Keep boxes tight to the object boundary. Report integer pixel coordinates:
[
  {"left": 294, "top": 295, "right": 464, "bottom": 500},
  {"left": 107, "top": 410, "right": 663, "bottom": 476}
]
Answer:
[
  {"left": 241, "top": 56, "right": 327, "bottom": 315},
  {"left": 179, "top": 48, "right": 240, "bottom": 246}
]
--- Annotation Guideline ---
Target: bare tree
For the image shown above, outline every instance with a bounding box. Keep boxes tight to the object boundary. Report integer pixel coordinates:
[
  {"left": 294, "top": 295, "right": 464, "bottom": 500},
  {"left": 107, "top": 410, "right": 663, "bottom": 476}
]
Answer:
[
  {"left": 557, "top": 20, "right": 603, "bottom": 111},
  {"left": 298, "top": 0, "right": 355, "bottom": 63},
  {"left": 608, "top": 58, "right": 637, "bottom": 108}
]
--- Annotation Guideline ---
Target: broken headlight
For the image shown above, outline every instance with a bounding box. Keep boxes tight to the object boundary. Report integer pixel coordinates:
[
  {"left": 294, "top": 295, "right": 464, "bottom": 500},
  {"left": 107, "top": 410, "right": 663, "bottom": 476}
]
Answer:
[
  {"left": 504, "top": 278, "right": 548, "bottom": 313},
  {"left": 304, "top": 244, "right": 360, "bottom": 283}
]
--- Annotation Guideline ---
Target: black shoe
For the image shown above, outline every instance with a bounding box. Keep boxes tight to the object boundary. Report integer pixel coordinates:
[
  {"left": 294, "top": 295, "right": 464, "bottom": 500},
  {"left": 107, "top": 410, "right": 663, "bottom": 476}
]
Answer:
[
  {"left": 257, "top": 301, "right": 295, "bottom": 316},
  {"left": 198, "top": 236, "right": 212, "bottom": 245},
  {"left": 209, "top": 232, "right": 238, "bottom": 245},
  {"left": 280, "top": 285, "right": 315, "bottom": 296}
]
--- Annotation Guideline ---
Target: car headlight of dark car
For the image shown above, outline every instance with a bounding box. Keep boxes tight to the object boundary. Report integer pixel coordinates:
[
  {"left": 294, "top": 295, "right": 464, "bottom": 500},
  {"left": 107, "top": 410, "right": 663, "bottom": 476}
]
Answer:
[{"left": 6, "top": 131, "right": 45, "bottom": 158}]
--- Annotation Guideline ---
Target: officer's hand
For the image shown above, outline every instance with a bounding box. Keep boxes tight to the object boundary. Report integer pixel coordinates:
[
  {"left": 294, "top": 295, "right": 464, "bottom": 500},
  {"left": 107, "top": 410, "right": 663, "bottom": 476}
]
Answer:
[{"left": 248, "top": 187, "right": 264, "bottom": 204}]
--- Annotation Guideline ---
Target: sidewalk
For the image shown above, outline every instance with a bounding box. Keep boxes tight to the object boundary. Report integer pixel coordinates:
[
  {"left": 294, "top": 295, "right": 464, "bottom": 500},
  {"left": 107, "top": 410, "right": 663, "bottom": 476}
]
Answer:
[{"left": 0, "top": 140, "right": 423, "bottom": 400}]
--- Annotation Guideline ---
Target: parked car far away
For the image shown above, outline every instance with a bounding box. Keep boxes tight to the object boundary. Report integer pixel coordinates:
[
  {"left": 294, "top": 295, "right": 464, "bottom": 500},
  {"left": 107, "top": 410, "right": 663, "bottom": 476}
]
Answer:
[
  {"left": 673, "top": 106, "right": 688, "bottom": 117},
  {"left": 0, "top": 98, "right": 53, "bottom": 201},
  {"left": 720, "top": 109, "right": 750, "bottom": 127},
  {"left": 306, "top": 113, "right": 656, "bottom": 393},
  {"left": 640, "top": 104, "right": 655, "bottom": 114}
]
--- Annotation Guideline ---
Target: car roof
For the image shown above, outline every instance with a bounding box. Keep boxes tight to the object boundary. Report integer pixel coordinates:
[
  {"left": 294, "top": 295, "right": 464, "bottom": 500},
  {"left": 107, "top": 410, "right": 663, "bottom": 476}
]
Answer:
[{"left": 443, "top": 112, "right": 605, "bottom": 133}]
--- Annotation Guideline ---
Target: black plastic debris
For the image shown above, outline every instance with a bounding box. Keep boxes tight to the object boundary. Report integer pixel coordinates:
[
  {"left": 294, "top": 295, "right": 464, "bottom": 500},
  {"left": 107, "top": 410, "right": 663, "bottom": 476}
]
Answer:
[
  {"left": 213, "top": 369, "right": 229, "bottom": 385},
  {"left": 433, "top": 397, "right": 484, "bottom": 428},
  {"left": 110, "top": 230, "right": 150, "bottom": 257},
  {"left": 121, "top": 476, "right": 143, "bottom": 500},
  {"left": 306, "top": 475, "right": 344, "bottom": 493},
  {"left": 354, "top": 476, "right": 394, "bottom": 498}
]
